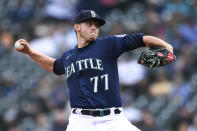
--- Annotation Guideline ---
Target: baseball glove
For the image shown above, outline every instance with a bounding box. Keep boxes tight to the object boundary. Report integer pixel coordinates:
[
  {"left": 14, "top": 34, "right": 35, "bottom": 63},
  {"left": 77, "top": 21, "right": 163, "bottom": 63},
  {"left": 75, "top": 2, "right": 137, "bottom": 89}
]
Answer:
[{"left": 137, "top": 48, "right": 176, "bottom": 69}]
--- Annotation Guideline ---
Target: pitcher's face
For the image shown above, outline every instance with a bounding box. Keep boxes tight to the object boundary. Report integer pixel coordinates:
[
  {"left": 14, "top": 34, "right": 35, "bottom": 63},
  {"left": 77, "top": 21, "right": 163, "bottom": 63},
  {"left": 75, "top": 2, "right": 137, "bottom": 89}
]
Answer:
[{"left": 75, "top": 20, "right": 100, "bottom": 42}]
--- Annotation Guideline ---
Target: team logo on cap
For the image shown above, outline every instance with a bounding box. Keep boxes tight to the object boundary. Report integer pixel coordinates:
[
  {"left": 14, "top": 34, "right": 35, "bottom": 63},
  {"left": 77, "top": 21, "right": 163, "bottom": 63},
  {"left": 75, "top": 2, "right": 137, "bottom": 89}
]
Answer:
[{"left": 91, "top": 11, "right": 96, "bottom": 17}]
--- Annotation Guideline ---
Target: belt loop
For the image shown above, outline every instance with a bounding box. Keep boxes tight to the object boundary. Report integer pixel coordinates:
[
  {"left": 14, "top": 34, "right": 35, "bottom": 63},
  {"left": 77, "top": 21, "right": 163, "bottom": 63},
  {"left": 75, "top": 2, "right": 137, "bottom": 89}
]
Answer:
[
  {"left": 76, "top": 109, "right": 82, "bottom": 115},
  {"left": 110, "top": 107, "right": 115, "bottom": 115}
]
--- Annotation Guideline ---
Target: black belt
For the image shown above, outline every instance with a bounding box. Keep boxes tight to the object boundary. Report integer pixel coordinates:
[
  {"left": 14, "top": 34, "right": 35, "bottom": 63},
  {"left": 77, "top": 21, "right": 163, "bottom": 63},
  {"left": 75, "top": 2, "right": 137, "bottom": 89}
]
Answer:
[{"left": 72, "top": 108, "right": 121, "bottom": 117}]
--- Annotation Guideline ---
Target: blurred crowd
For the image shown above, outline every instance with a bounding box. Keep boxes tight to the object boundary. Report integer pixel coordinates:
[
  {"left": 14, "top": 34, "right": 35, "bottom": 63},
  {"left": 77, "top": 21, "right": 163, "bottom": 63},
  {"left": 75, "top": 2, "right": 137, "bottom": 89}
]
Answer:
[{"left": 1, "top": 0, "right": 197, "bottom": 131}]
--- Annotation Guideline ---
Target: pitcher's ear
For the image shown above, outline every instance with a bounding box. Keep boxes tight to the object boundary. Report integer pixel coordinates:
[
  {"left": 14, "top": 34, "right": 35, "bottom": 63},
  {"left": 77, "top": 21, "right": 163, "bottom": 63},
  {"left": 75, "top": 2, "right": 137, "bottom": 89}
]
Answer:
[{"left": 74, "top": 24, "right": 79, "bottom": 32}]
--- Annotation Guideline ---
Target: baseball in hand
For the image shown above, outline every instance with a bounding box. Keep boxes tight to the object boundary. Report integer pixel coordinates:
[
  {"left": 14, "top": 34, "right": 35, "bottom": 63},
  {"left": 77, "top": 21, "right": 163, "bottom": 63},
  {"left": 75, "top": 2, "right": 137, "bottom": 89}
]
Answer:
[{"left": 15, "top": 41, "right": 24, "bottom": 50}]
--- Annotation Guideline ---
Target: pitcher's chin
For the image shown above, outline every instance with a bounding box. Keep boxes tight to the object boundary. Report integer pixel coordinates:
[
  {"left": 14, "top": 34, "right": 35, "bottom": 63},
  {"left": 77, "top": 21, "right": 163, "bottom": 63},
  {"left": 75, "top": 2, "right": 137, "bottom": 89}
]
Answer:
[{"left": 88, "top": 36, "right": 97, "bottom": 42}]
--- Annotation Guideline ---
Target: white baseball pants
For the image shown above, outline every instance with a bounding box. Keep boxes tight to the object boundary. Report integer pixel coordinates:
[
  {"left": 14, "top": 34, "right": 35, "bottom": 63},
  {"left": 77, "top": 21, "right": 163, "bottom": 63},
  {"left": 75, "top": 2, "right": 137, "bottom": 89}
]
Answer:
[{"left": 66, "top": 110, "right": 140, "bottom": 131}]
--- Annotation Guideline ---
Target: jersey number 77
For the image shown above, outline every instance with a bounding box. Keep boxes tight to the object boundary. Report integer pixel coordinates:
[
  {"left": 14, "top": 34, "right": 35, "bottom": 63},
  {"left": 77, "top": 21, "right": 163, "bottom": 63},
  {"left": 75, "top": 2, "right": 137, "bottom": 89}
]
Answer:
[{"left": 90, "top": 74, "right": 109, "bottom": 93}]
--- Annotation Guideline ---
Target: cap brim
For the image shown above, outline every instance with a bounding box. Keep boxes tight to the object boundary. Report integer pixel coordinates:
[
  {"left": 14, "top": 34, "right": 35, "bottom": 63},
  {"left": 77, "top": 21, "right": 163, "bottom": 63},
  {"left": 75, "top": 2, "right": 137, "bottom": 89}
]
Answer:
[{"left": 77, "top": 17, "right": 105, "bottom": 26}]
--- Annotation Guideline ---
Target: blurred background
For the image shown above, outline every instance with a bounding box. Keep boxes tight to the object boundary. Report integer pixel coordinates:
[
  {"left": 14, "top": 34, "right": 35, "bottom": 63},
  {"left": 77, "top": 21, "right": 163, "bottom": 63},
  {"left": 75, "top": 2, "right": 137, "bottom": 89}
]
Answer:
[{"left": 0, "top": 0, "right": 197, "bottom": 131}]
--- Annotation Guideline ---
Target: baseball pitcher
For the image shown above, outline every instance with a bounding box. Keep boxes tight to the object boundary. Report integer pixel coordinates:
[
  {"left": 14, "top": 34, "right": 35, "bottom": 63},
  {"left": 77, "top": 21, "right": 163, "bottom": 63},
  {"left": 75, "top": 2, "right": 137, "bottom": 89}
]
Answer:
[{"left": 15, "top": 10, "right": 175, "bottom": 131}]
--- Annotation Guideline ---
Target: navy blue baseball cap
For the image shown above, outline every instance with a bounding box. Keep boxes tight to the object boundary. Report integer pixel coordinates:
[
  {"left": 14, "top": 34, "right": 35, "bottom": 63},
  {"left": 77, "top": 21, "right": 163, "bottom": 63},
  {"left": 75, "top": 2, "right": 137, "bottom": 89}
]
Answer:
[{"left": 74, "top": 10, "right": 105, "bottom": 26}]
